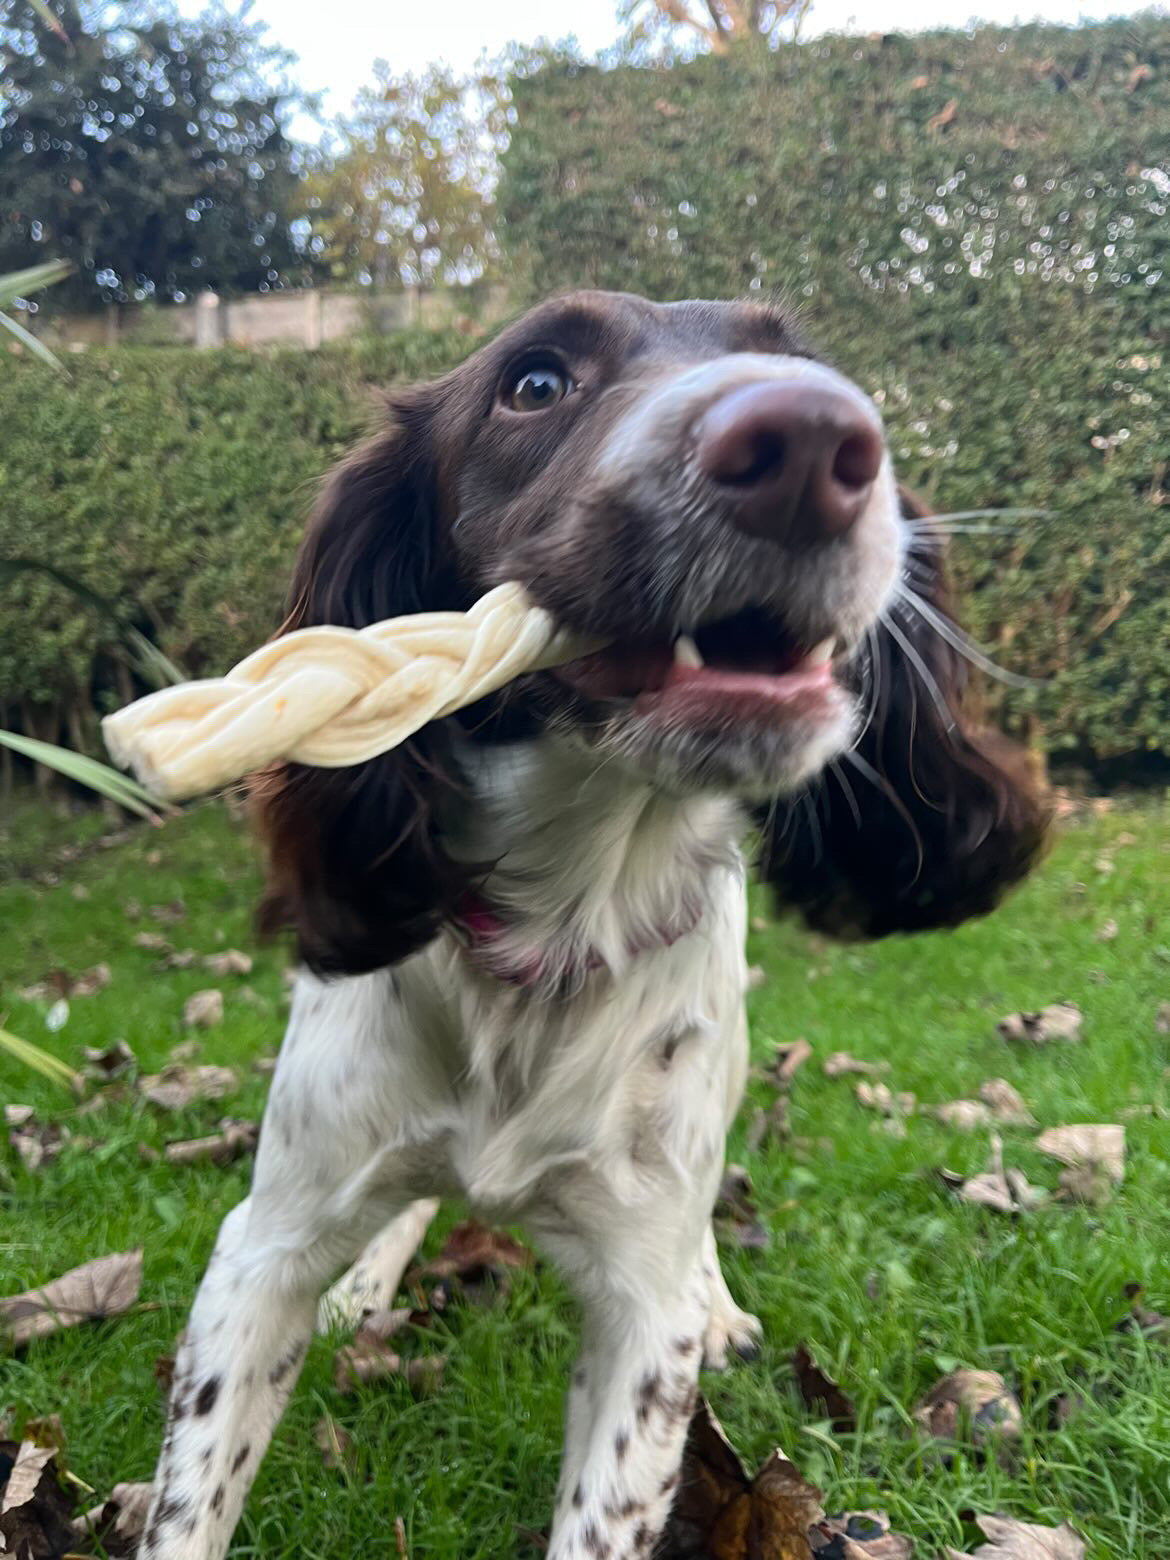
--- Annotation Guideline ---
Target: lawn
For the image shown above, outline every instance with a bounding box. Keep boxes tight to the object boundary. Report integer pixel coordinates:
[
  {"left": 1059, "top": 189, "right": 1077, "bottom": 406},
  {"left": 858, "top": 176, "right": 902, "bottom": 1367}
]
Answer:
[{"left": 1, "top": 793, "right": 1168, "bottom": 1557}]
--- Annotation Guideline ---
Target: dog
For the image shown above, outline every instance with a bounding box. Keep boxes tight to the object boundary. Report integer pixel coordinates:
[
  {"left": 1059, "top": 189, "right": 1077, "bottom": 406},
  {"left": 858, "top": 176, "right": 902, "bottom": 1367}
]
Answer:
[{"left": 140, "top": 290, "right": 1046, "bottom": 1559}]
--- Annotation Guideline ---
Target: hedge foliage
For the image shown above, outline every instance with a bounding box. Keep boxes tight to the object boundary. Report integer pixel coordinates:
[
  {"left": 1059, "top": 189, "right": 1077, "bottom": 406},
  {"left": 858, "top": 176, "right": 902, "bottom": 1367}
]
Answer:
[
  {"left": 501, "top": 16, "right": 1170, "bottom": 759},
  {"left": 2, "top": 16, "right": 1168, "bottom": 765},
  {"left": 0, "top": 334, "right": 468, "bottom": 743}
]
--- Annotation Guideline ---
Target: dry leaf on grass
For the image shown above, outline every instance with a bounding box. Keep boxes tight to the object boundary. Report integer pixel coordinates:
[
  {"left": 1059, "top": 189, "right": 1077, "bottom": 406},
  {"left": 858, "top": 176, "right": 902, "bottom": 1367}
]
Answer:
[
  {"left": 792, "top": 1345, "right": 856, "bottom": 1432},
  {"left": 18, "top": 963, "right": 111, "bottom": 1002},
  {"left": 138, "top": 1063, "right": 236, "bottom": 1110},
  {"left": 1156, "top": 1002, "right": 1170, "bottom": 1035},
  {"left": 713, "top": 1163, "right": 768, "bottom": 1250},
  {"left": 997, "top": 1003, "right": 1082, "bottom": 1046},
  {"left": 74, "top": 1481, "right": 154, "bottom": 1557},
  {"left": 936, "top": 1100, "right": 993, "bottom": 1131},
  {"left": 1036, "top": 1124, "right": 1125, "bottom": 1182},
  {"left": 149, "top": 898, "right": 186, "bottom": 924},
  {"left": 927, "top": 96, "right": 959, "bottom": 131},
  {"left": 856, "top": 1082, "right": 916, "bottom": 1119},
  {"left": 410, "top": 1221, "right": 532, "bottom": 1286},
  {"left": 132, "top": 931, "right": 171, "bottom": 953},
  {"left": 314, "top": 1416, "right": 356, "bottom": 1474},
  {"left": 810, "top": 1510, "right": 912, "bottom": 1557},
  {"left": 979, "top": 1080, "right": 1036, "bottom": 1127},
  {"left": 943, "top": 1135, "right": 1047, "bottom": 1215},
  {"left": 0, "top": 1248, "right": 143, "bottom": 1347},
  {"left": 769, "top": 1038, "right": 813, "bottom": 1087},
  {"left": 915, "top": 1369, "right": 1022, "bottom": 1446},
  {"left": 333, "top": 1314, "right": 445, "bottom": 1396},
  {"left": 746, "top": 1096, "right": 790, "bottom": 1152},
  {"left": 182, "top": 988, "right": 223, "bottom": 1028},
  {"left": 203, "top": 949, "right": 253, "bottom": 976},
  {"left": 656, "top": 1396, "right": 822, "bottom": 1558},
  {"left": 161, "top": 1118, "right": 258, "bottom": 1167},
  {"left": 1096, "top": 918, "right": 1119, "bottom": 942},
  {"left": 7, "top": 1115, "right": 93, "bottom": 1172},
  {"left": 0, "top": 1441, "right": 77, "bottom": 1558},
  {"left": 1116, "top": 1281, "right": 1170, "bottom": 1337},
  {"left": 82, "top": 1039, "right": 137, "bottom": 1079},
  {"left": 823, "top": 1053, "right": 888, "bottom": 1078},
  {"left": 160, "top": 948, "right": 199, "bottom": 970},
  {"left": 747, "top": 964, "right": 768, "bottom": 991},
  {"left": 943, "top": 1515, "right": 1084, "bottom": 1559}
]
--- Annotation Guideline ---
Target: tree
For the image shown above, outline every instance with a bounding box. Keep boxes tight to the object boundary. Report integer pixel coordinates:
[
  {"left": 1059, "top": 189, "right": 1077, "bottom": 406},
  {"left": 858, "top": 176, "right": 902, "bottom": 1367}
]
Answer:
[
  {"left": 304, "top": 62, "right": 505, "bottom": 288},
  {"left": 621, "top": 0, "right": 815, "bottom": 54},
  {"left": 0, "top": 0, "right": 317, "bottom": 305}
]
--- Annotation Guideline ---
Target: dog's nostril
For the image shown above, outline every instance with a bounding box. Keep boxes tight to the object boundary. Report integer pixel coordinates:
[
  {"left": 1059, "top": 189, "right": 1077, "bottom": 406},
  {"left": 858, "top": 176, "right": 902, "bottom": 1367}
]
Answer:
[
  {"left": 832, "top": 428, "right": 883, "bottom": 491},
  {"left": 723, "top": 430, "right": 786, "bottom": 487}
]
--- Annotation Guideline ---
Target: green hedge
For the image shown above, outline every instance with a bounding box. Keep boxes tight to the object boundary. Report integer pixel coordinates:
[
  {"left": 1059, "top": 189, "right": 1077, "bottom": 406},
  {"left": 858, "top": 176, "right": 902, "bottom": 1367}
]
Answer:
[
  {"left": 0, "top": 333, "right": 469, "bottom": 747},
  {"left": 500, "top": 17, "right": 1170, "bottom": 759}
]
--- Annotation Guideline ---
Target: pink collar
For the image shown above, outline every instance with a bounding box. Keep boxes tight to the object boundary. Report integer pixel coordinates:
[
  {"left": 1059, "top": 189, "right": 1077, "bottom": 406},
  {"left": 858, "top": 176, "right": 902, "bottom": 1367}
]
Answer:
[{"left": 450, "top": 893, "right": 702, "bottom": 989}]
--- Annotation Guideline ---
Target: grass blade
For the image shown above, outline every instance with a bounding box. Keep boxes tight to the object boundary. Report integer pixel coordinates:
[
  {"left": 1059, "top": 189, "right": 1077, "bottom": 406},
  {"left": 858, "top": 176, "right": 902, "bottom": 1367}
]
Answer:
[
  {"left": 0, "top": 259, "right": 73, "bottom": 311},
  {"left": 0, "top": 1026, "right": 82, "bottom": 1091},
  {"left": 0, "top": 307, "right": 65, "bottom": 372},
  {"left": 0, "top": 730, "right": 162, "bottom": 819}
]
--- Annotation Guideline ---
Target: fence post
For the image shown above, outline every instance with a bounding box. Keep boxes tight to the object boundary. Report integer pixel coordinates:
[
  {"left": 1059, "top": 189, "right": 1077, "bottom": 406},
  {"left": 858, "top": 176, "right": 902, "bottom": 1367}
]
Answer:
[
  {"left": 305, "top": 289, "right": 324, "bottom": 349},
  {"left": 194, "top": 291, "right": 223, "bottom": 349}
]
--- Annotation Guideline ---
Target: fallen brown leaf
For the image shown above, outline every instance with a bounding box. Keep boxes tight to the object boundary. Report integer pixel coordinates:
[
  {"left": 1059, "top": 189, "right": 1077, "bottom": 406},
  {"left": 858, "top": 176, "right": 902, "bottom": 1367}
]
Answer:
[
  {"left": 20, "top": 1416, "right": 65, "bottom": 1459},
  {"left": 658, "top": 1396, "right": 892, "bottom": 1559},
  {"left": 915, "top": 1369, "right": 1022, "bottom": 1446},
  {"left": 123, "top": 898, "right": 142, "bottom": 920},
  {"left": 770, "top": 1038, "right": 813, "bottom": 1087},
  {"left": 149, "top": 898, "right": 186, "bottom": 924},
  {"left": 333, "top": 1321, "right": 445, "bottom": 1395},
  {"left": 314, "top": 1416, "right": 356, "bottom": 1474},
  {"left": 0, "top": 1441, "right": 77, "bottom": 1558},
  {"left": 979, "top": 1080, "right": 1036, "bottom": 1127},
  {"left": 74, "top": 1481, "right": 154, "bottom": 1557},
  {"left": 132, "top": 931, "right": 171, "bottom": 953},
  {"left": 7, "top": 1114, "right": 90, "bottom": 1172},
  {"left": 747, "top": 964, "right": 768, "bottom": 991},
  {"left": 823, "top": 1052, "right": 888, "bottom": 1078},
  {"left": 138, "top": 1063, "right": 236, "bottom": 1111},
  {"left": 203, "top": 949, "right": 253, "bottom": 976},
  {"left": 746, "top": 1096, "right": 790, "bottom": 1152},
  {"left": 163, "top": 1118, "right": 258, "bottom": 1166},
  {"left": 1096, "top": 918, "right": 1119, "bottom": 942},
  {"left": 945, "top": 1135, "right": 1046, "bottom": 1214},
  {"left": 1036, "top": 1123, "right": 1125, "bottom": 1184},
  {"left": 411, "top": 1221, "right": 532, "bottom": 1286},
  {"left": 936, "top": 1100, "right": 992, "bottom": 1131},
  {"left": 1156, "top": 1002, "right": 1170, "bottom": 1035},
  {"left": 82, "top": 1039, "right": 137, "bottom": 1079},
  {"left": 182, "top": 989, "right": 223, "bottom": 1028},
  {"left": 810, "top": 1510, "right": 912, "bottom": 1557},
  {"left": 997, "top": 1002, "right": 1082, "bottom": 1046},
  {"left": 1124, "top": 61, "right": 1153, "bottom": 93},
  {"left": 856, "top": 1082, "right": 916, "bottom": 1116},
  {"left": 0, "top": 1248, "right": 144, "bottom": 1346},
  {"left": 927, "top": 96, "right": 958, "bottom": 132},
  {"left": 1116, "top": 1281, "right": 1170, "bottom": 1337},
  {"left": 713, "top": 1164, "right": 768, "bottom": 1250},
  {"left": 18, "top": 963, "right": 110, "bottom": 1001},
  {"left": 792, "top": 1345, "right": 855, "bottom": 1432},
  {"left": 943, "top": 1514, "right": 1084, "bottom": 1559},
  {"left": 168, "top": 1039, "right": 201, "bottom": 1064},
  {"left": 160, "top": 948, "right": 199, "bottom": 970}
]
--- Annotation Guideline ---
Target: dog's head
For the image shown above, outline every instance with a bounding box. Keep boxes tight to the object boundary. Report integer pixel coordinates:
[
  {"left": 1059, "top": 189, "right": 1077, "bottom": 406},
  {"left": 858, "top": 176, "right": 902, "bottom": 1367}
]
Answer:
[{"left": 258, "top": 291, "right": 1047, "bottom": 972}]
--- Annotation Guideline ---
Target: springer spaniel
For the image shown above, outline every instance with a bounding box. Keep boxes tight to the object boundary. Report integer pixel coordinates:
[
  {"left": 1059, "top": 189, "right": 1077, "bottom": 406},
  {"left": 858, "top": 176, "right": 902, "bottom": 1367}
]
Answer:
[{"left": 141, "top": 291, "right": 1046, "bottom": 1559}]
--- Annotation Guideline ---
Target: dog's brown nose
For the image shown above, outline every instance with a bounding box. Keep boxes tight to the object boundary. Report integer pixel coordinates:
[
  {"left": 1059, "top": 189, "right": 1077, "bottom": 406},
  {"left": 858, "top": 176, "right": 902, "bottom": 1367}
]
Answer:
[{"left": 696, "top": 379, "right": 884, "bottom": 542}]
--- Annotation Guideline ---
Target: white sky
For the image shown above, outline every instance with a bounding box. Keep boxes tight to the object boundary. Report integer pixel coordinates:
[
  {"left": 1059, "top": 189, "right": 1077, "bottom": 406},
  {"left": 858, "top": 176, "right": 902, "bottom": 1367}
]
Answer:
[{"left": 189, "top": 1, "right": 1162, "bottom": 132}]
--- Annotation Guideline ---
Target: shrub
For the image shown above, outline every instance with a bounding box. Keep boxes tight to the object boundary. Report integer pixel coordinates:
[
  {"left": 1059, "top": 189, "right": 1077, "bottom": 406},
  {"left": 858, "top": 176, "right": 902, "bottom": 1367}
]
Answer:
[{"left": 500, "top": 17, "right": 1170, "bottom": 759}]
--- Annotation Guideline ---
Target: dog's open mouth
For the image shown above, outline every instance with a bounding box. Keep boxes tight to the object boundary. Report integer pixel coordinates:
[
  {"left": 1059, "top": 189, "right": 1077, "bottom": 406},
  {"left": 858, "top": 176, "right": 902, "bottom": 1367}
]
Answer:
[{"left": 555, "top": 606, "right": 838, "bottom": 719}]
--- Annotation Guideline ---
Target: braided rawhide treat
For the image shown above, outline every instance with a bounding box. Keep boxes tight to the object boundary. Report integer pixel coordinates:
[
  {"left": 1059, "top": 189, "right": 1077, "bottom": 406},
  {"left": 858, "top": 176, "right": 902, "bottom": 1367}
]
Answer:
[{"left": 102, "top": 583, "right": 592, "bottom": 802}]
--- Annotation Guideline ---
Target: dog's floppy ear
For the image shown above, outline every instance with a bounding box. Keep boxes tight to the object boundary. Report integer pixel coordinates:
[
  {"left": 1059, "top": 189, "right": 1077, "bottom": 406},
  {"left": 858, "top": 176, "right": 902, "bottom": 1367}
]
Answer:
[
  {"left": 758, "top": 487, "right": 1049, "bottom": 937},
  {"left": 254, "top": 399, "right": 476, "bottom": 976}
]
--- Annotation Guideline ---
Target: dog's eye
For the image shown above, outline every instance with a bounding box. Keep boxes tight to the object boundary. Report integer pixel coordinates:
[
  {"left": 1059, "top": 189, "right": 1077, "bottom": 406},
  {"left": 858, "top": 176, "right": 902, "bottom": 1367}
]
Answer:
[{"left": 508, "top": 363, "right": 571, "bottom": 413}]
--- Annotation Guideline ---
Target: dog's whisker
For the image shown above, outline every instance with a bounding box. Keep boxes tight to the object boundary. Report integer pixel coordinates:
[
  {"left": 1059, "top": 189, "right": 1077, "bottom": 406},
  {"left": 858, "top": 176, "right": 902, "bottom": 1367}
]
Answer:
[
  {"left": 894, "top": 585, "right": 1041, "bottom": 690},
  {"left": 878, "top": 613, "right": 957, "bottom": 738}
]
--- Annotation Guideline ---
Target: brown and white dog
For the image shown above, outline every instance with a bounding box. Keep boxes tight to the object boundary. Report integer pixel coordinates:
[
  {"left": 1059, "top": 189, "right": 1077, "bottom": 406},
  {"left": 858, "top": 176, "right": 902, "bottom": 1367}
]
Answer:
[{"left": 141, "top": 291, "right": 1046, "bottom": 1559}]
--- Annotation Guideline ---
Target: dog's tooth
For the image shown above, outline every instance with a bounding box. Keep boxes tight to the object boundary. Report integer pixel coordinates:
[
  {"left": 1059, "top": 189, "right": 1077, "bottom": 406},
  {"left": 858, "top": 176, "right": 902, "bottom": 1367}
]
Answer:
[
  {"left": 673, "top": 634, "right": 704, "bottom": 669},
  {"left": 805, "top": 637, "right": 836, "bottom": 666}
]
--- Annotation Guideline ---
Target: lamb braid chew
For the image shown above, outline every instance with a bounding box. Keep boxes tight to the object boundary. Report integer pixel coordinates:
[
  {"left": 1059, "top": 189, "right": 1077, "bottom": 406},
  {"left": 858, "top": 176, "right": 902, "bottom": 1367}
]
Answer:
[{"left": 102, "top": 584, "right": 593, "bottom": 802}]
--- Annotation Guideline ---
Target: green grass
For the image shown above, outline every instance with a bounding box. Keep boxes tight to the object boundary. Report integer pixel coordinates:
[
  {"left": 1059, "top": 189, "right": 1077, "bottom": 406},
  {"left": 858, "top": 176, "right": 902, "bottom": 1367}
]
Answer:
[{"left": 1, "top": 793, "right": 1168, "bottom": 1557}]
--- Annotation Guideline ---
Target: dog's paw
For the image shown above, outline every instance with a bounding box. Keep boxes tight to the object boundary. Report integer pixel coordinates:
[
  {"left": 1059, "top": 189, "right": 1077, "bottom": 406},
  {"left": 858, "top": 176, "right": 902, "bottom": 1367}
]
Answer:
[
  {"left": 702, "top": 1303, "right": 763, "bottom": 1371},
  {"left": 315, "top": 1271, "right": 377, "bottom": 1335}
]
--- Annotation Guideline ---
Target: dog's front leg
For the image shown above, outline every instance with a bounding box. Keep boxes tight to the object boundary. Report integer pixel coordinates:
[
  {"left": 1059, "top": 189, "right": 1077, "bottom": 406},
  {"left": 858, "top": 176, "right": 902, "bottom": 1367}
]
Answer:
[
  {"left": 140, "top": 971, "right": 434, "bottom": 1559},
  {"left": 540, "top": 1201, "right": 713, "bottom": 1560}
]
